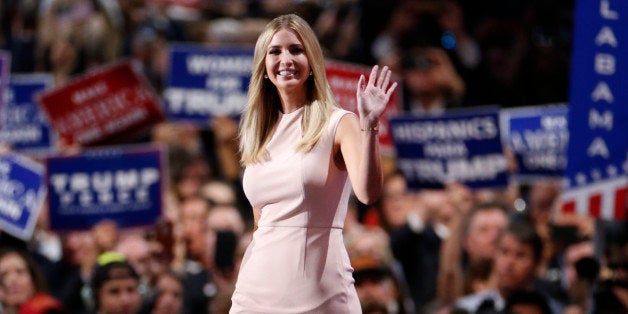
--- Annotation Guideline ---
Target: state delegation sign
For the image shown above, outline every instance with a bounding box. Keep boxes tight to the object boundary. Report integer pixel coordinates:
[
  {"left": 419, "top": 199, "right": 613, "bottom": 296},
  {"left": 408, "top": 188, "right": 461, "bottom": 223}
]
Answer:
[{"left": 38, "top": 61, "right": 165, "bottom": 146}]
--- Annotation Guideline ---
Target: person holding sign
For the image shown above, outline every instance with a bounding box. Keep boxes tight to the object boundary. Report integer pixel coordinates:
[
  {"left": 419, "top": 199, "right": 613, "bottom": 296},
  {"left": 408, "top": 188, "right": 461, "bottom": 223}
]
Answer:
[{"left": 231, "top": 14, "right": 397, "bottom": 313}]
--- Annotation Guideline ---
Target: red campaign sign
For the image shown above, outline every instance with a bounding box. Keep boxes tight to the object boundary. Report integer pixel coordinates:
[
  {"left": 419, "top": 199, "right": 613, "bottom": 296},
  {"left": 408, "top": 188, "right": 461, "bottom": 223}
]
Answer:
[
  {"left": 325, "top": 59, "right": 402, "bottom": 155},
  {"left": 38, "top": 62, "right": 165, "bottom": 146}
]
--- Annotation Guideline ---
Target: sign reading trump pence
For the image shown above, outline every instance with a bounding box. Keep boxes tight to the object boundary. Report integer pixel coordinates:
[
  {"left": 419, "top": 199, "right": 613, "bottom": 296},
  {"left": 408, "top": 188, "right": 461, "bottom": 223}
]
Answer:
[
  {"left": 38, "top": 62, "right": 165, "bottom": 146},
  {"left": 0, "top": 153, "right": 46, "bottom": 240},
  {"left": 164, "top": 44, "right": 253, "bottom": 123},
  {"left": 46, "top": 145, "right": 164, "bottom": 231},
  {"left": 390, "top": 107, "right": 508, "bottom": 190}
]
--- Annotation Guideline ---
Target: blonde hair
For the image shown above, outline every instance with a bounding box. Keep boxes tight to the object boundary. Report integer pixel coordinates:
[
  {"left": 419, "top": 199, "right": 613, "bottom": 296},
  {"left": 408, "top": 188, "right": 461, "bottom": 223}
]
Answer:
[{"left": 239, "top": 14, "right": 338, "bottom": 165}]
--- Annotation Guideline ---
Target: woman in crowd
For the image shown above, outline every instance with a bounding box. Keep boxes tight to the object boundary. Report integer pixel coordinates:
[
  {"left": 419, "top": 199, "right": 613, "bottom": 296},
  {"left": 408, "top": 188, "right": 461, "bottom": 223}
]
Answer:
[{"left": 0, "top": 248, "right": 67, "bottom": 314}]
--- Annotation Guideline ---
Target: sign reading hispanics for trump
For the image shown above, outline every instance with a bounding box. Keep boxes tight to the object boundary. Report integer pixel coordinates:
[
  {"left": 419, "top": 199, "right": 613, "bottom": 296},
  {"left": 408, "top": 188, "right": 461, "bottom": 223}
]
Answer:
[
  {"left": 37, "top": 61, "right": 165, "bottom": 146},
  {"left": 500, "top": 104, "right": 569, "bottom": 182},
  {"left": 46, "top": 145, "right": 165, "bottom": 231},
  {"left": 164, "top": 44, "right": 253, "bottom": 123},
  {"left": 0, "top": 74, "right": 57, "bottom": 154},
  {"left": 0, "top": 153, "right": 46, "bottom": 240},
  {"left": 325, "top": 59, "right": 402, "bottom": 154},
  {"left": 390, "top": 107, "right": 508, "bottom": 190}
]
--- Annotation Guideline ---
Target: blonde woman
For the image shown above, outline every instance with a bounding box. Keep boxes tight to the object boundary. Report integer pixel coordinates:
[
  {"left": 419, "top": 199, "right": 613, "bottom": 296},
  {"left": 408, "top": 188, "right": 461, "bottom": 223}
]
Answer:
[{"left": 231, "top": 14, "right": 397, "bottom": 313}]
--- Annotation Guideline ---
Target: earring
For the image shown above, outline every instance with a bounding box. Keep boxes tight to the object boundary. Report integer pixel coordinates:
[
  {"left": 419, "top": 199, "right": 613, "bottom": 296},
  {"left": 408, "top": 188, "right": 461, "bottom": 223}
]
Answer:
[
  {"left": 264, "top": 74, "right": 269, "bottom": 79},
  {"left": 309, "top": 71, "right": 313, "bottom": 76}
]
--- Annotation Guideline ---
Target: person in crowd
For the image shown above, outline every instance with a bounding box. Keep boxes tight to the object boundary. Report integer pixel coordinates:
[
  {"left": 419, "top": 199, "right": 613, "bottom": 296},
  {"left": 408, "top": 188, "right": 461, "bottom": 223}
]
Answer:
[
  {"left": 504, "top": 289, "right": 553, "bottom": 314},
  {"left": 144, "top": 271, "right": 184, "bottom": 314},
  {"left": 176, "top": 196, "right": 215, "bottom": 314},
  {"left": 92, "top": 220, "right": 120, "bottom": 255},
  {"left": 201, "top": 179, "right": 238, "bottom": 207},
  {"left": 0, "top": 248, "right": 67, "bottom": 314},
  {"left": 437, "top": 199, "right": 510, "bottom": 306},
  {"left": 389, "top": 188, "right": 458, "bottom": 310},
  {"left": 454, "top": 219, "right": 564, "bottom": 313},
  {"left": 377, "top": 172, "right": 415, "bottom": 233},
  {"left": 90, "top": 251, "right": 142, "bottom": 314},
  {"left": 346, "top": 227, "right": 415, "bottom": 313},
  {"left": 166, "top": 145, "right": 213, "bottom": 203},
  {"left": 58, "top": 231, "right": 99, "bottom": 314},
  {"left": 115, "top": 235, "right": 156, "bottom": 305},
  {"left": 230, "top": 13, "right": 396, "bottom": 312},
  {"left": 352, "top": 256, "right": 411, "bottom": 314},
  {"left": 205, "top": 203, "right": 246, "bottom": 310}
]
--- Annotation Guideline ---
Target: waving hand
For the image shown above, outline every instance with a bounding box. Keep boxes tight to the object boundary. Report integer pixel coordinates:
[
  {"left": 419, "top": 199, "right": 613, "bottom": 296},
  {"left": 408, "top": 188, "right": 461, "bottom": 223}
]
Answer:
[{"left": 356, "top": 65, "right": 398, "bottom": 129}]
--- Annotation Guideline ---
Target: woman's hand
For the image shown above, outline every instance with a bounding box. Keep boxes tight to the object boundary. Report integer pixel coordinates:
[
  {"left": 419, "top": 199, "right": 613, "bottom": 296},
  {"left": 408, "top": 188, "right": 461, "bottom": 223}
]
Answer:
[{"left": 356, "top": 65, "right": 397, "bottom": 129}]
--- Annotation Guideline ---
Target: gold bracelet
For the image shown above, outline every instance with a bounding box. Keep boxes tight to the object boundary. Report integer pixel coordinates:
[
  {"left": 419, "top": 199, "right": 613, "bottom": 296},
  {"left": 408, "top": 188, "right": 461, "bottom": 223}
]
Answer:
[{"left": 361, "top": 125, "right": 379, "bottom": 132}]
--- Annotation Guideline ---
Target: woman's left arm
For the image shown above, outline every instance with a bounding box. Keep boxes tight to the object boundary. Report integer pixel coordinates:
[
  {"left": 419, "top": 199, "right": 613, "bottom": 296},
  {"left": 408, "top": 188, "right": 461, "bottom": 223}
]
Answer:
[{"left": 336, "top": 65, "right": 397, "bottom": 204}]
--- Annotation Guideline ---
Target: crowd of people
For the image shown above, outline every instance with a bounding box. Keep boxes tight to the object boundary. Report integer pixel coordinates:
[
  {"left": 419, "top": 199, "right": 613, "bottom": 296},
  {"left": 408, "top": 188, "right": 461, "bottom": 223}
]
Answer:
[{"left": 0, "top": 0, "right": 627, "bottom": 313}]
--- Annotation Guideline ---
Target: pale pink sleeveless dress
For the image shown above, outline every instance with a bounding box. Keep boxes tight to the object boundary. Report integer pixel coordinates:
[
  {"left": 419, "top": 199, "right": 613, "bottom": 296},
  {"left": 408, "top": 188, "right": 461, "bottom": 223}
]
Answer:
[{"left": 230, "top": 107, "right": 361, "bottom": 313}]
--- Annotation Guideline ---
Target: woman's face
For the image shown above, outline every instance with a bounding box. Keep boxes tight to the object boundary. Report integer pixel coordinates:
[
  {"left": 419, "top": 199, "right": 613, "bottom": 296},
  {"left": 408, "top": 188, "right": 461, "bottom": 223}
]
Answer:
[
  {"left": 151, "top": 274, "right": 183, "bottom": 314},
  {"left": 264, "top": 29, "right": 311, "bottom": 95},
  {"left": 0, "top": 253, "right": 36, "bottom": 308}
]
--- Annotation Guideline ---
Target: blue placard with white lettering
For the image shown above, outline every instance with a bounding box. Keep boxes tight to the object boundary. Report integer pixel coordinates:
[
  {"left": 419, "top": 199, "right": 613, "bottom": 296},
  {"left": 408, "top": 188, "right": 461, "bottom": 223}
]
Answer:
[
  {"left": 163, "top": 44, "right": 253, "bottom": 123},
  {"left": 0, "top": 153, "right": 46, "bottom": 240},
  {"left": 46, "top": 145, "right": 165, "bottom": 231},
  {"left": 390, "top": 107, "right": 508, "bottom": 190},
  {"left": 0, "top": 74, "right": 57, "bottom": 154},
  {"left": 501, "top": 104, "right": 569, "bottom": 182},
  {"left": 563, "top": 0, "right": 628, "bottom": 196}
]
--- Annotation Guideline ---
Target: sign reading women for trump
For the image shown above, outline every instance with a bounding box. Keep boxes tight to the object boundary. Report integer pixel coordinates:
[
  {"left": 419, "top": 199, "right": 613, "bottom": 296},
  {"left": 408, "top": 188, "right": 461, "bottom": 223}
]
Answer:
[
  {"left": 500, "top": 104, "right": 569, "bottom": 182},
  {"left": 0, "top": 153, "right": 46, "bottom": 240},
  {"left": 561, "top": 0, "right": 628, "bottom": 220},
  {"left": 164, "top": 44, "right": 253, "bottom": 123},
  {"left": 38, "top": 61, "right": 165, "bottom": 146},
  {"left": 0, "top": 74, "right": 57, "bottom": 154},
  {"left": 390, "top": 107, "right": 508, "bottom": 190},
  {"left": 325, "top": 59, "right": 402, "bottom": 155},
  {"left": 46, "top": 145, "right": 164, "bottom": 231}
]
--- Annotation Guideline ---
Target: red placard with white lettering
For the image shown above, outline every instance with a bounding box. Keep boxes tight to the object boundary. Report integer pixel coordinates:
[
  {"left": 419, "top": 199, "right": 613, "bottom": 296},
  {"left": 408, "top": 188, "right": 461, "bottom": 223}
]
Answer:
[
  {"left": 325, "top": 59, "right": 402, "bottom": 155},
  {"left": 37, "top": 61, "right": 165, "bottom": 146}
]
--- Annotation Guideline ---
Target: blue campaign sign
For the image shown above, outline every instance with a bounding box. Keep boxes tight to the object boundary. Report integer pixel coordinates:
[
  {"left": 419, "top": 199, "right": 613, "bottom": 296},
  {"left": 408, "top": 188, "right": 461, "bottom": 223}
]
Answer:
[
  {"left": 390, "top": 107, "right": 508, "bottom": 190},
  {"left": 164, "top": 44, "right": 253, "bottom": 123},
  {"left": 46, "top": 145, "right": 165, "bottom": 231},
  {"left": 0, "top": 74, "right": 56, "bottom": 153},
  {"left": 0, "top": 153, "right": 46, "bottom": 240},
  {"left": 562, "top": 0, "right": 628, "bottom": 197},
  {"left": 501, "top": 104, "right": 569, "bottom": 182}
]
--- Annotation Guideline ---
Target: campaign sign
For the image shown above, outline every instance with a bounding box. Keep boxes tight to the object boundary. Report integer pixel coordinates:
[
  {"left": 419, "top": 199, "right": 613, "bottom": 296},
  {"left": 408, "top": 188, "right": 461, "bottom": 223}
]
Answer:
[
  {"left": 0, "top": 74, "right": 57, "bottom": 154},
  {"left": 0, "top": 50, "right": 10, "bottom": 122},
  {"left": 501, "top": 104, "right": 569, "bottom": 182},
  {"left": 46, "top": 145, "right": 164, "bottom": 231},
  {"left": 326, "top": 59, "right": 402, "bottom": 154},
  {"left": 559, "top": 0, "right": 628, "bottom": 220},
  {"left": 0, "top": 153, "right": 46, "bottom": 240},
  {"left": 390, "top": 107, "right": 508, "bottom": 190},
  {"left": 164, "top": 44, "right": 253, "bottom": 123},
  {"left": 38, "top": 61, "right": 165, "bottom": 146}
]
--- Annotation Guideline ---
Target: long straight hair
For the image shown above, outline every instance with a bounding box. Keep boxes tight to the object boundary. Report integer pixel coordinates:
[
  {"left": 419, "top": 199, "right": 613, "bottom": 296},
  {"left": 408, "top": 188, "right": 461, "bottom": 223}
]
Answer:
[{"left": 239, "top": 14, "right": 338, "bottom": 165}]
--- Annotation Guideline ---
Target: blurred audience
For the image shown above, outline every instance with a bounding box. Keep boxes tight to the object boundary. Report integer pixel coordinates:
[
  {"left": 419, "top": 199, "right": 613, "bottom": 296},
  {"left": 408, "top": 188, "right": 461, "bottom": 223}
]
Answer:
[{"left": 0, "top": 1, "right": 620, "bottom": 314}]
